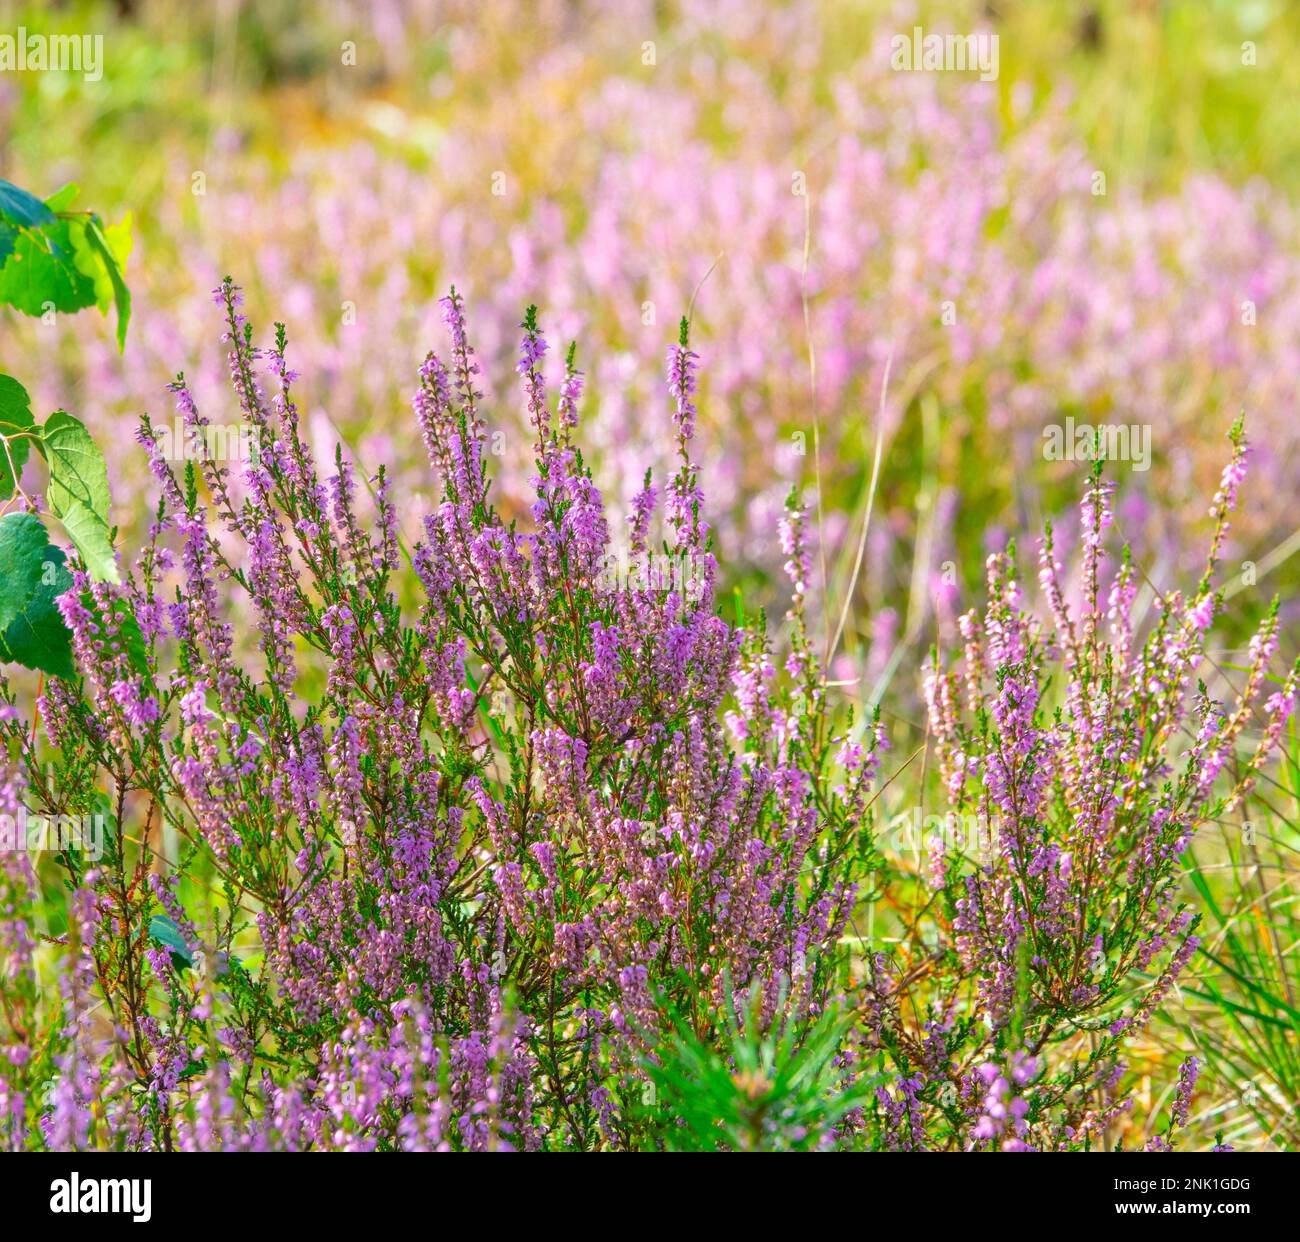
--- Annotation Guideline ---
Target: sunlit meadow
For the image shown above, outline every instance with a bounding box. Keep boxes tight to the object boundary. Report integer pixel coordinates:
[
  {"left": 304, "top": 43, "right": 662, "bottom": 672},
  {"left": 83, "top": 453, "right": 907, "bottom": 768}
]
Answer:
[{"left": 0, "top": 0, "right": 1297, "bottom": 1155}]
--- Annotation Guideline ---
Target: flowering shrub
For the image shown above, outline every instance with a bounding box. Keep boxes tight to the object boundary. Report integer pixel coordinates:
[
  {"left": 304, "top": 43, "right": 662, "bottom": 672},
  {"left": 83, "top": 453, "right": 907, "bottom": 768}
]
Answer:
[
  {"left": 871, "top": 431, "right": 1298, "bottom": 1151},
  {"left": 0, "top": 285, "right": 1292, "bottom": 1152},
  {"left": 0, "top": 284, "right": 880, "bottom": 1151}
]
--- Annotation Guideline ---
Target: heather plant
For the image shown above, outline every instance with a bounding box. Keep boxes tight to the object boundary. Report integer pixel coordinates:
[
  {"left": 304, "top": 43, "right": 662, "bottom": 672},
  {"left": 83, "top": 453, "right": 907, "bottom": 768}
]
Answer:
[
  {"left": 2, "top": 279, "right": 1294, "bottom": 1153},
  {"left": 2, "top": 0, "right": 1298, "bottom": 1161},
  {"left": 0, "top": 283, "right": 882, "bottom": 1151},
  {"left": 859, "top": 429, "right": 1298, "bottom": 1151}
]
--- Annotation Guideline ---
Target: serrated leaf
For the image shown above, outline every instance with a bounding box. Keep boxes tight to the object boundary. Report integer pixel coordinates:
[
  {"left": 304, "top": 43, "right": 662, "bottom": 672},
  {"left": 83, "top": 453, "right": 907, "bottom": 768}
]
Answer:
[
  {"left": 0, "top": 221, "right": 97, "bottom": 318},
  {"left": 0, "top": 373, "right": 34, "bottom": 425},
  {"left": 0, "top": 570, "right": 75, "bottom": 679},
  {"left": 0, "top": 185, "right": 97, "bottom": 319},
  {"left": 0, "top": 186, "right": 132, "bottom": 347},
  {"left": 0, "top": 178, "right": 57, "bottom": 229},
  {"left": 58, "top": 497, "right": 119, "bottom": 584},
  {"left": 38, "top": 409, "right": 112, "bottom": 525},
  {"left": 0, "top": 374, "right": 35, "bottom": 499},
  {"left": 0, "top": 511, "right": 50, "bottom": 632},
  {"left": 0, "top": 513, "right": 74, "bottom": 679}
]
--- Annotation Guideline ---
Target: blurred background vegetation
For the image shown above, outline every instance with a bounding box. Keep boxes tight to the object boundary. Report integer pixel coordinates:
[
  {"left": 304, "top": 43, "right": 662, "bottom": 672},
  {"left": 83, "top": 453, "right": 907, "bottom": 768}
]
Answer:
[
  {"left": 6, "top": 0, "right": 1300, "bottom": 203},
  {"left": 4, "top": 0, "right": 1298, "bottom": 624}
]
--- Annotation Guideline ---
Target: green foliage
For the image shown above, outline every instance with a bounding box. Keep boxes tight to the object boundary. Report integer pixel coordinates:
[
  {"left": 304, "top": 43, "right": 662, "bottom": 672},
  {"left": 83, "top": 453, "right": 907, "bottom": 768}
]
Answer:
[
  {"left": 0, "top": 176, "right": 131, "bottom": 679},
  {"left": 0, "top": 512, "right": 54, "bottom": 633},
  {"left": 36, "top": 409, "right": 118, "bottom": 584},
  {"left": 640, "top": 984, "right": 875, "bottom": 1151},
  {"left": 1176, "top": 754, "right": 1300, "bottom": 1150},
  {"left": 0, "top": 512, "right": 75, "bottom": 680},
  {"left": 88, "top": 591, "right": 150, "bottom": 677},
  {"left": 0, "top": 178, "right": 132, "bottom": 349},
  {"left": 148, "top": 915, "right": 194, "bottom": 972},
  {"left": 55, "top": 500, "right": 118, "bottom": 585},
  {"left": 0, "top": 377, "right": 119, "bottom": 594},
  {"left": 0, "top": 178, "right": 55, "bottom": 233},
  {"left": 0, "top": 375, "right": 35, "bottom": 500}
]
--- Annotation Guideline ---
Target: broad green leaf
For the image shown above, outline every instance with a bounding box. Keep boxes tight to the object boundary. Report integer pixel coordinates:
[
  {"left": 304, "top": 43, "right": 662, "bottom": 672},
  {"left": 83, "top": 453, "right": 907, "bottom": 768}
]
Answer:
[
  {"left": 0, "top": 184, "right": 97, "bottom": 318},
  {"left": 37, "top": 409, "right": 112, "bottom": 524},
  {"left": 0, "top": 373, "right": 34, "bottom": 425},
  {"left": 0, "top": 514, "right": 75, "bottom": 679},
  {"left": 0, "top": 220, "right": 97, "bottom": 317},
  {"left": 0, "top": 511, "right": 50, "bottom": 632},
  {"left": 0, "top": 423, "right": 32, "bottom": 499},
  {"left": 0, "top": 178, "right": 57, "bottom": 229},
  {"left": 58, "top": 497, "right": 119, "bottom": 584},
  {"left": 99, "top": 213, "right": 133, "bottom": 273},
  {"left": 0, "top": 374, "right": 35, "bottom": 499},
  {"left": 0, "top": 566, "right": 75, "bottom": 679},
  {"left": 0, "top": 185, "right": 132, "bottom": 347},
  {"left": 70, "top": 220, "right": 108, "bottom": 310},
  {"left": 37, "top": 411, "right": 118, "bottom": 583}
]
